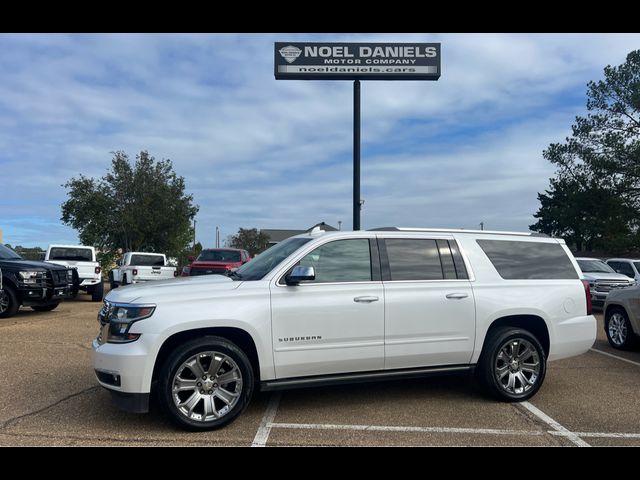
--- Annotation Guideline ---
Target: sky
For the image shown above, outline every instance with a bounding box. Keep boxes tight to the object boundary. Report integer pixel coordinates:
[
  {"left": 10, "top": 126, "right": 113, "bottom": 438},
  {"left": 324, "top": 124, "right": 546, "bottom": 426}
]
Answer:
[{"left": 1, "top": 33, "right": 639, "bottom": 248}]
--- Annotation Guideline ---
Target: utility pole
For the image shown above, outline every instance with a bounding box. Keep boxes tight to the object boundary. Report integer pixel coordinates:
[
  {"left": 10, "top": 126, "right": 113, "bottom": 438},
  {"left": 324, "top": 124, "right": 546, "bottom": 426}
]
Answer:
[
  {"left": 353, "top": 79, "right": 361, "bottom": 231},
  {"left": 338, "top": 220, "right": 342, "bottom": 231},
  {"left": 193, "top": 220, "right": 197, "bottom": 251},
  {"left": 480, "top": 222, "right": 484, "bottom": 231},
  {"left": 216, "top": 226, "right": 220, "bottom": 248}
]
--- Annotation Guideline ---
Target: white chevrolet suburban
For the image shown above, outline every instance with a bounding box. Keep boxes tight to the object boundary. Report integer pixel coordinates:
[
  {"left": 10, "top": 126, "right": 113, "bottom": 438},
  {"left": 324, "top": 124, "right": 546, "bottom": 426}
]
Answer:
[
  {"left": 92, "top": 227, "right": 596, "bottom": 431},
  {"left": 45, "top": 244, "right": 104, "bottom": 302},
  {"left": 109, "top": 252, "right": 177, "bottom": 288}
]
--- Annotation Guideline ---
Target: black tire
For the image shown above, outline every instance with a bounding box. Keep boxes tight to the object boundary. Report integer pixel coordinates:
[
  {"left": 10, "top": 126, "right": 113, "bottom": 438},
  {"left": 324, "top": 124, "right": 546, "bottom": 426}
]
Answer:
[
  {"left": 109, "top": 271, "right": 118, "bottom": 290},
  {"left": 31, "top": 302, "right": 60, "bottom": 312},
  {"left": 0, "top": 284, "right": 20, "bottom": 319},
  {"left": 605, "top": 307, "right": 637, "bottom": 350},
  {"left": 91, "top": 281, "right": 104, "bottom": 302},
  {"left": 476, "top": 326, "right": 546, "bottom": 402},
  {"left": 158, "top": 336, "right": 254, "bottom": 431},
  {"left": 122, "top": 274, "right": 128, "bottom": 286}
]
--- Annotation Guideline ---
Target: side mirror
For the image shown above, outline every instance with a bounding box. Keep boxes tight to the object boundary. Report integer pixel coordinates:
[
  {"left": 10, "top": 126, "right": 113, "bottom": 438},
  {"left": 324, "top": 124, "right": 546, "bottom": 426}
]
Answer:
[
  {"left": 188, "top": 256, "right": 195, "bottom": 263},
  {"left": 285, "top": 266, "right": 315, "bottom": 285}
]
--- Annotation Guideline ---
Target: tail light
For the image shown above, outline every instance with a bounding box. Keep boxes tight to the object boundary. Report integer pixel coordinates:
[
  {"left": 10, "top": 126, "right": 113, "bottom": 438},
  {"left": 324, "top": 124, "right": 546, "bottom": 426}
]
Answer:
[
  {"left": 582, "top": 280, "right": 593, "bottom": 315},
  {"left": 132, "top": 269, "right": 138, "bottom": 276},
  {"left": 95, "top": 266, "right": 101, "bottom": 274}
]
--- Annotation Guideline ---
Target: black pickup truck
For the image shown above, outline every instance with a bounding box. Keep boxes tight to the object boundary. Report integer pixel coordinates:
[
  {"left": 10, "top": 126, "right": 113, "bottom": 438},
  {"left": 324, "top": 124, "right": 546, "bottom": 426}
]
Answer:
[{"left": 0, "top": 244, "right": 71, "bottom": 318}]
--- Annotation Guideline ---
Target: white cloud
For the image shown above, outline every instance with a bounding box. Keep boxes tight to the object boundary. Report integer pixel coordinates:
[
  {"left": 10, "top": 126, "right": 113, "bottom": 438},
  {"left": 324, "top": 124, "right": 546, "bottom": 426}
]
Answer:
[{"left": 1, "top": 33, "right": 640, "bottom": 247}]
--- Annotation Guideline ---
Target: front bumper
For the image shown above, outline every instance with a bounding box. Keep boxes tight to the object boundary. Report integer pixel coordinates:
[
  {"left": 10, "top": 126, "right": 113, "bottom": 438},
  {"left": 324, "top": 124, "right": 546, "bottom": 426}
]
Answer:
[
  {"left": 20, "top": 285, "right": 69, "bottom": 305},
  {"left": 92, "top": 334, "right": 159, "bottom": 396}
]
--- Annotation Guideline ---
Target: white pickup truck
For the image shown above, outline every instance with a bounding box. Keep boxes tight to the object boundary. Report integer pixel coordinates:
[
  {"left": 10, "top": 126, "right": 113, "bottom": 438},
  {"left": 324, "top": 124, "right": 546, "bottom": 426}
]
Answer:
[
  {"left": 45, "top": 245, "right": 104, "bottom": 302},
  {"left": 109, "top": 252, "right": 176, "bottom": 288}
]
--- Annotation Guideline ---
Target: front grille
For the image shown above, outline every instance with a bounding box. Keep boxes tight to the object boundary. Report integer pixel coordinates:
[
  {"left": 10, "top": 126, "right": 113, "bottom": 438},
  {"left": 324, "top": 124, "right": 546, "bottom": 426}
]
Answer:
[
  {"left": 594, "top": 281, "right": 633, "bottom": 293},
  {"left": 51, "top": 270, "right": 68, "bottom": 287},
  {"left": 190, "top": 267, "right": 228, "bottom": 276}
]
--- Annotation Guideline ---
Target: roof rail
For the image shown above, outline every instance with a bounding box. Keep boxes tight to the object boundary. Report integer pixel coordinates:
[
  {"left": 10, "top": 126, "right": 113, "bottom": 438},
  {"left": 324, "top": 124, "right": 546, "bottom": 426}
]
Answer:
[{"left": 369, "top": 227, "right": 548, "bottom": 237}]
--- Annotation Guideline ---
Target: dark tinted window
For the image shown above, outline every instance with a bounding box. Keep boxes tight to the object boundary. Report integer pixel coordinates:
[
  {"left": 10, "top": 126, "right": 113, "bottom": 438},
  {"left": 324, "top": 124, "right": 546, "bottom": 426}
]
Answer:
[
  {"left": 385, "top": 239, "right": 443, "bottom": 281},
  {"left": 130, "top": 254, "right": 165, "bottom": 266},
  {"left": 299, "top": 239, "right": 371, "bottom": 283},
  {"left": 49, "top": 247, "right": 93, "bottom": 261},
  {"left": 477, "top": 240, "right": 578, "bottom": 280},
  {"left": 0, "top": 244, "right": 21, "bottom": 260},
  {"left": 615, "top": 262, "right": 635, "bottom": 278}
]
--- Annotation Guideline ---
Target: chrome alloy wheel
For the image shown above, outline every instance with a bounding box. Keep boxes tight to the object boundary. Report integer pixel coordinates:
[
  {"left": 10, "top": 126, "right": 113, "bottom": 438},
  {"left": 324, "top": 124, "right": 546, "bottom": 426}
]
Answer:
[
  {"left": 494, "top": 338, "right": 541, "bottom": 396},
  {"left": 608, "top": 312, "right": 628, "bottom": 346},
  {"left": 0, "top": 291, "right": 9, "bottom": 314},
  {"left": 172, "top": 351, "right": 243, "bottom": 422}
]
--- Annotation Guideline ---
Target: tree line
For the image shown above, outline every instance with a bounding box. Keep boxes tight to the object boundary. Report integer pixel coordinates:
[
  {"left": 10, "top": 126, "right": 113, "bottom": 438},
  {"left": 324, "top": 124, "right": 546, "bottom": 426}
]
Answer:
[{"left": 531, "top": 50, "right": 640, "bottom": 254}]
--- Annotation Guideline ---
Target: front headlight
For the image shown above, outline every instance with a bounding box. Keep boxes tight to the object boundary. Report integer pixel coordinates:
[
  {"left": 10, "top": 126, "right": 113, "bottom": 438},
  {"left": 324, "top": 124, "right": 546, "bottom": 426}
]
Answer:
[
  {"left": 103, "top": 303, "right": 156, "bottom": 343},
  {"left": 19, "top": 271, "right": 45, "bottom": 285}
]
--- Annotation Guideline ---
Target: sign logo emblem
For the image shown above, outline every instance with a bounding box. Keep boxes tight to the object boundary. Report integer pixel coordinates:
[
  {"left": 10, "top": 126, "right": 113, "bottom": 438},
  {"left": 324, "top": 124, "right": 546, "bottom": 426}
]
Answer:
[{"left": 278, "top": 45, "right": 302, "bottom": 64}]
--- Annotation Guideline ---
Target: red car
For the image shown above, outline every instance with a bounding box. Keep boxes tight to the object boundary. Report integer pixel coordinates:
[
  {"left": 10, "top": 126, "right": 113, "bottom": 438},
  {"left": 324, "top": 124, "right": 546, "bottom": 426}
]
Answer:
[{"left": 182, "top": 248, "right": 251, "bottom": 277}]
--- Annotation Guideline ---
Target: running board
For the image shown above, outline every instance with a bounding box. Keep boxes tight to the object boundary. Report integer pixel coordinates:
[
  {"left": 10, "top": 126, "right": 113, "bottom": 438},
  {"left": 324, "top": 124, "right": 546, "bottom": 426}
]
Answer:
[{"left": 260, "top": 365, "right": 474, "bottom": 392}]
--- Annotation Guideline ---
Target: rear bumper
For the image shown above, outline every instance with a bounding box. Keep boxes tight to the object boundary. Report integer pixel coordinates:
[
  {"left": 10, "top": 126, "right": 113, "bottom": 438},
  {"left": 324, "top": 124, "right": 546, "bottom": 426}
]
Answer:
[{"left": 548, "top": 314, "right": 597, "bottom": 361}]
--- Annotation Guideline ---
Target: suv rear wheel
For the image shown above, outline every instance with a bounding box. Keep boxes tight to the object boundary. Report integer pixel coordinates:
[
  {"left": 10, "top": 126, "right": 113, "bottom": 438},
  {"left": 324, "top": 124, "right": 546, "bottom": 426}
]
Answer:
[
  {"left": 477, "top": 327, "right": 546, "bottom": 402},
  {"left": 158, "top": 336, "right": 254, "bottom": 431},
  {"left": 605, "top": 307, "right": 636, "bottom": 350}
]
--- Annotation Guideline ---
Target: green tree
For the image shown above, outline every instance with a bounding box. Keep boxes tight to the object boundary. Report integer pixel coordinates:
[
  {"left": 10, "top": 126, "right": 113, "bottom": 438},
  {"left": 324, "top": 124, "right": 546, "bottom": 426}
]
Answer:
[
  {"left": 228, "top": 228, "right": 270, "bottom": 256},
  {"left": 61, "top": 151, "right": 199, "bottom": 270},
  {"left": 531, "top": 50, "right": 640, "bottom": 252}
]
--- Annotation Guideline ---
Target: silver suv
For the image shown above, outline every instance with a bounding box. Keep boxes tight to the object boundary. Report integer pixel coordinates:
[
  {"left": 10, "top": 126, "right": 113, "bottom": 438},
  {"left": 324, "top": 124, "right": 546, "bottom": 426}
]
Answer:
[{"left": 575, "top": 257, "right": 634, "bottom": 308}]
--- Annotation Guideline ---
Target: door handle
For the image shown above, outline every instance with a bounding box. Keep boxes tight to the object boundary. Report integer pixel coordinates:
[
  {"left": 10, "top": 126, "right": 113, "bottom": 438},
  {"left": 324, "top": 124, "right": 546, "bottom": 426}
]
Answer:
[
  {"left": 446, "top": 293, "right": 469, "bottom": 300},
  {"left": 354, "top": 296, "right": 379, "bottom": 303}
]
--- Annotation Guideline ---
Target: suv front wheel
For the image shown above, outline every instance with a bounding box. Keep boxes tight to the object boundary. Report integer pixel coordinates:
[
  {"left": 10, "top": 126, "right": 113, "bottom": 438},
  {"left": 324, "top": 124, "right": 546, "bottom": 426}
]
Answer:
[
  {"left": 477, "top": 327, "right": 546, "bottom": 402},
  {"left": 158, "top": 336, "right": 254, "bottom": 431}
]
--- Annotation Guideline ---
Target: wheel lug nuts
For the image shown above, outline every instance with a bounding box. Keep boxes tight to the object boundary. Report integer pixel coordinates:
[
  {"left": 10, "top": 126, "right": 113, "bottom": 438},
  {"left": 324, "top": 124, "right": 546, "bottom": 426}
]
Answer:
[
  {"left": 202, "top": 375, "right": 207, "bottom": 380},
  {"left": 197, "top": 382, "right": 202, "bottom": 387},
  {"left": 208, "top": 390, "right": 213, "bottom": 394},
  {"left": 200, "top": 390, "right": 204, "bottom": 394}
]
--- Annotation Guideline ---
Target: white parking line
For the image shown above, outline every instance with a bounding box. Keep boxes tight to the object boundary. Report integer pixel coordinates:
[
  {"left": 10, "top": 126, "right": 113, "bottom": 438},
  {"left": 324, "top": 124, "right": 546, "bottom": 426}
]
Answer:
[
  {"left": 269, "top": 422, "right": 640, "bottom": 442},
  {"left": 271, "top": 422, "right": 546, "bottom": 436},
  {"left": 251, "top": 392, "right": 282, "bottom": 447},
  {"left": 520, "top": 401, "right": 590, "bottom": 447},
  {"left": 591, "top": 348, "right": 640, "bottom": 368}
]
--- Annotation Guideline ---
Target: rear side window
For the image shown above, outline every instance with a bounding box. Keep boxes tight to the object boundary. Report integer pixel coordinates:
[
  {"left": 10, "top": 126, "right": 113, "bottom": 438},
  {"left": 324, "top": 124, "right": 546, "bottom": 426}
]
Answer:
[
  {"left": 477, "top": 240, "right": 578, "bottom": 280},
  {"left": 130, "top": 254, "right": 165, "bottom": 266},
  {"left": 384, "top": 239, "right": 443, "bottom": 280}
]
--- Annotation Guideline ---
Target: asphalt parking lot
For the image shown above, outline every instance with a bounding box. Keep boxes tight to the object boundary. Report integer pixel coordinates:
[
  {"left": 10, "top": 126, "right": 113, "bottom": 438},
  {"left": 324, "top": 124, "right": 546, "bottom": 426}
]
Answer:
[{"left": 1, "top": 292, "right": 639, "bottom": 446}]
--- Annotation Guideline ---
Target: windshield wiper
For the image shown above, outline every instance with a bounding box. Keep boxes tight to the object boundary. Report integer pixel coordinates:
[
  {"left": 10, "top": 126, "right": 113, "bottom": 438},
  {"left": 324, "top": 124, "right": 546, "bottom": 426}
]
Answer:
[{"left": 228, "top": 270, "right": 243, "bottom": 280}]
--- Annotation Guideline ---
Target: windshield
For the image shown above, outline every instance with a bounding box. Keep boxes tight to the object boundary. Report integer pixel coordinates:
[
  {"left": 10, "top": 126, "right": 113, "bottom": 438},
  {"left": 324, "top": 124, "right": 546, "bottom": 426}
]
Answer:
[
  {"left": 577, "top": 259, "right": 616, "bottom": 274},
  {"left": 197, "top": 250, "right": 241, "bottom": 263},
  {"left": 0, "top": 244, "right": 22, "bottom": 260},
  {"left": 634, "top": 262, "right": 640, "bottom": 274},
  {"left": 232, "top": 237, "right": 312, "bottom": 281},
  {"left": 49, "top": 247, "right": 93, "bottom": 261}
]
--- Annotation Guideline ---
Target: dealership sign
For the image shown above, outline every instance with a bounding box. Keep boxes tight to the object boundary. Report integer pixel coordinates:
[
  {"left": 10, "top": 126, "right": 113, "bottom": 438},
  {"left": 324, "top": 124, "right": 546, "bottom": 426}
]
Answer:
[{"left": 274, "top": 42, "right": 441, "bottom": 81}]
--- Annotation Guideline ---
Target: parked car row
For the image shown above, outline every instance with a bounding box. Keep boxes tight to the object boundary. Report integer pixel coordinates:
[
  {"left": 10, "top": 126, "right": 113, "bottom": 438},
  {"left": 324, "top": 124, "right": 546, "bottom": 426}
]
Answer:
[
  {"left": 0, "top": 244, "right": 72, "bottom": 318},
  {"left": 0, "top": 242, "right": 181, "bottom": 319}
]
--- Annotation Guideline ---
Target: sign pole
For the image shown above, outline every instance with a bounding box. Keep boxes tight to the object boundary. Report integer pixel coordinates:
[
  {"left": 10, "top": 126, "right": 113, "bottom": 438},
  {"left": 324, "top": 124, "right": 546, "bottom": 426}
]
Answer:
[
  {"left": 353, "top": 79, "right": 361, "bottom": 231},
  {"left": 274, "top": 42, "right": 440, "bottom": 232}
]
